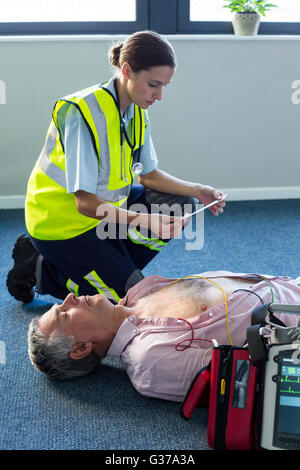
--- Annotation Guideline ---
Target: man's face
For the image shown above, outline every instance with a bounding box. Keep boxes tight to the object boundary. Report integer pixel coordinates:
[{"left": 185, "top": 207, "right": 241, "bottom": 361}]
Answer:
[
  {"left": 126, "top": 65, "right": 175, "bottom": 109},
  {"left": 38, "top": 293, "right": 115, "bottom": 343}
]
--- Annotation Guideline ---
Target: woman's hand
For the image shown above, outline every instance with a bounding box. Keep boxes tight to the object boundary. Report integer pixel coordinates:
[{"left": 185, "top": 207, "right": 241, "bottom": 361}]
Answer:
[
  {"left": 193, "top": 184, "right": 226, "bottom": 216},
  {"left": 139, "top": 213, "right": 185, "bottom": 239}
]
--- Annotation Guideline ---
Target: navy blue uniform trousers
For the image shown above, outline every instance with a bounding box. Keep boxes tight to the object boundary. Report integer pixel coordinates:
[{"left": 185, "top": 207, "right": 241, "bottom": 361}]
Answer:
[{"left": 31, "top": 185, "right": 196, "bottom": 302}]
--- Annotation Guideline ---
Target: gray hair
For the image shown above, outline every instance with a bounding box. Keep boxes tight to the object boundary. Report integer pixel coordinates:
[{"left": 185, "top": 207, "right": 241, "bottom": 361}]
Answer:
[{"left": 28, "top": 317, "right": 102, "bottom": 381}]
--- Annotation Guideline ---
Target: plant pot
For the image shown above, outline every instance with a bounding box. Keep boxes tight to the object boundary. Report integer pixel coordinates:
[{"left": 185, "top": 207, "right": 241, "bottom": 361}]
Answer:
[{"left": 232, "top": 12, "right": 261, "bottom": 36}]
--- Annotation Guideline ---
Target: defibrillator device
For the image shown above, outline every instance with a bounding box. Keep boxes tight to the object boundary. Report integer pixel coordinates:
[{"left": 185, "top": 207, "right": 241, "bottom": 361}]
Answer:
[
  {"left": 248, "top": 303, "right": 300, "bottom": 450},
  {"left": 181, "top": 303, "right": 300, "bottom": 450}
]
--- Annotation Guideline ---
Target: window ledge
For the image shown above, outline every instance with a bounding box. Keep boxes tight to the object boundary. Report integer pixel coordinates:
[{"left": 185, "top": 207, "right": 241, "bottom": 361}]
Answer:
[
  {"left": 169, "top": 34, "right": 300, "bottom": 41},
  {"left": 0, "top": 33, "right": 300, "bottom": 42}
]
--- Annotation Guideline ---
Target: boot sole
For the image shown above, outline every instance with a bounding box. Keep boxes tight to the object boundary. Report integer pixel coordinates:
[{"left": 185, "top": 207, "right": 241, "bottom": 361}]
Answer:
[
  {"left": 6, "top": 236, "right": 35, "bottom": 303},
  {"left": 6, "top": 270, "right": 34, "bottom": 303}
]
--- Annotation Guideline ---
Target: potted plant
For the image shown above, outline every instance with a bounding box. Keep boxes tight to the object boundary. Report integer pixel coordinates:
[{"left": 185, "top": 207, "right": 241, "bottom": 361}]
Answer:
[{"left": 223, "top": 0, "right": 277, "bottom": 36}]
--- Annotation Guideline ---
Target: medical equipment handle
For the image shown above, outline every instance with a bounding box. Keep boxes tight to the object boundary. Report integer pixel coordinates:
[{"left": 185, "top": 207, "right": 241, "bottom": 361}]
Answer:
[{"left": 269, "top": 304, "right": 300, "bottom": 316}]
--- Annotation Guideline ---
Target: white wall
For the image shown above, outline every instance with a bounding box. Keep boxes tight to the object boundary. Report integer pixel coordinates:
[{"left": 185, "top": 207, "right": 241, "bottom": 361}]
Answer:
[{"left": 0, "top": 34, "right": 300, "bottom": 208}]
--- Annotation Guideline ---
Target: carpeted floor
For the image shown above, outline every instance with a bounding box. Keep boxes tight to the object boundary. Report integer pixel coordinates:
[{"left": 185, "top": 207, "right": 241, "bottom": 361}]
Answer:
[{"left": 0, "top": 199, "right": 299, "bottom": 450}]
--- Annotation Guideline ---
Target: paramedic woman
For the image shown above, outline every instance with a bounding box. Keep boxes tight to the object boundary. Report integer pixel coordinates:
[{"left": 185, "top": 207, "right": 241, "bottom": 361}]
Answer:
[{"left": 7, "top": 31, "right": 226, "bottom": 305}]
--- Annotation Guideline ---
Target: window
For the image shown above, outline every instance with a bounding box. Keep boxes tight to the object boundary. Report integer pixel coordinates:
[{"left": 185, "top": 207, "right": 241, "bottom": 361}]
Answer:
[
  {"left": 1, "top": 0, "right": 136, "bottom": 23},
  {"left": 190, "top": 0, "right": 300, "bottom": 23},
  {"left": 0, "top": 0, "right": 148, "bottom": 35},
  {"left": 0, "top": 0, "right": 299, "bottom": 36},
  {"left": 179, "top": 0, "right": 300, "bottom": 34}
]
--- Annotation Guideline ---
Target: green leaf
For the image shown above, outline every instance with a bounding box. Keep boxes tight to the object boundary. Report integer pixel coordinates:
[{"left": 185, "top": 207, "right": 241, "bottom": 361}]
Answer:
[{"left": 223, "top": 0, "right": 276, "bottom": 13}]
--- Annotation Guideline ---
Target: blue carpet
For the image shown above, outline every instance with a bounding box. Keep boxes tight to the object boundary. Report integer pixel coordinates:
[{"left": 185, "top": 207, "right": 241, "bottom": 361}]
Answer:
[{"left": 0, "top": 199, "right": 299, "bottom": 450}]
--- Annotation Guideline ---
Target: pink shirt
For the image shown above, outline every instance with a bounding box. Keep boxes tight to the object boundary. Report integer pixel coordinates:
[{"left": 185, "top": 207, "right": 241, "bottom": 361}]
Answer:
[{"left": 107, "top": 271, "right": 300, "bottom": 402}]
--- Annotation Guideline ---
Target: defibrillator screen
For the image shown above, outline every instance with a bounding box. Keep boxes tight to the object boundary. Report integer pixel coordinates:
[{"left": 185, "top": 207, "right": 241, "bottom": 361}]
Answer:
[{"left": 273, "top": 350, "right": 300, "bottom": 449}]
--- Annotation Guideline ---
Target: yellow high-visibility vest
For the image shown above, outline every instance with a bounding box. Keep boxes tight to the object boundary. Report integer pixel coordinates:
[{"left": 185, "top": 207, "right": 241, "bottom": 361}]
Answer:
[{"left": 25, "top": 83, "right": 147, "bottom": 240}]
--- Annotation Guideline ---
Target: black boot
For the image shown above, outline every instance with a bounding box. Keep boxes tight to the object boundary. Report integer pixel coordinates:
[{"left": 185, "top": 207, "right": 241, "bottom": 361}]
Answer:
[{"left": 6, "top": 234, "right": 39, "bottom": 303}]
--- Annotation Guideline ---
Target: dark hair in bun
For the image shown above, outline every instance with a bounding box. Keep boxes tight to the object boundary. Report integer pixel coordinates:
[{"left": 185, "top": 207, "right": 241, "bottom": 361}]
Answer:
[
  {"left": 109, "top": 41, "right": 124, "bottom": 68},
  {"left": 109, "top": 31, "right": 176, "bottom": 72}
]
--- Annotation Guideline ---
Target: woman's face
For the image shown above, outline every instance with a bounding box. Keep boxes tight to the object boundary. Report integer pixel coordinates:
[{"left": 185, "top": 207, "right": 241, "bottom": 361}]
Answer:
[{"left": 125, "top": 65, "right": 175, "bottom": 109}]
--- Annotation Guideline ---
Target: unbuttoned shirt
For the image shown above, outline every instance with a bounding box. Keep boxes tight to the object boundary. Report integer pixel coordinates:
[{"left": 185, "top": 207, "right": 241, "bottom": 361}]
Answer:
[
  {"left": 107, "top": 271, "right": 300, "bottom": 402},
  {"left": 56, "top": 77, "right": 158, "bottom": 195}
]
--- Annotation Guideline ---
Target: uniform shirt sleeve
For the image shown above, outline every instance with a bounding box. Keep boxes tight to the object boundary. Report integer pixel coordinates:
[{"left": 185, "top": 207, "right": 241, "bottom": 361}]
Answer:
[
  {"left": 138, "top": 119, "right": 158, "bottom": 176},
  {"left": 57, "top": 104, "right": 99, "bottom": 194}
]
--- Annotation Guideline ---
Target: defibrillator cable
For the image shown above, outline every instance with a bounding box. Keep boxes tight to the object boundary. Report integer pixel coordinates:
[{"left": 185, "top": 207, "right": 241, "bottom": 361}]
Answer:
[
  {"left": 154, "top": 275, "right": 233, "bottom": 346},
  {"left": 155, "top": 275, "right": 275, "bottom": 349},
  {"left": 258, "top": 276, "right": 274, "bottom": 303},
  {"left": 246, "top": 275, "right": 274, "bottom": 303},
  {"left": 175, "top": 318, "right": 213, "bottom": 351},
  {"left": 232, "top": 289, "right": 264, "bottom": 305}
]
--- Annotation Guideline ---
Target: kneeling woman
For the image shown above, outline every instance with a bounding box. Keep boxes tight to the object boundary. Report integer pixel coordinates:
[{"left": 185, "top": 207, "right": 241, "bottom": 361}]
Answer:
[{"left": 7, "top": 31, "right": 225, "bottom": 304}]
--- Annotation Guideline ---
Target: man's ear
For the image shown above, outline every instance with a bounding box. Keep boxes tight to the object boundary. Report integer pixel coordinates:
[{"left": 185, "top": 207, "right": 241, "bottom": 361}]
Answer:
[{"left": 70, "top": 342, "right": 93, "bottom": 360}]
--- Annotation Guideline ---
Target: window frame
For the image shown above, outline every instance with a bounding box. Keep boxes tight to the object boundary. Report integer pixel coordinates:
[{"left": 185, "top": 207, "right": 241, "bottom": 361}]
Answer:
[
  {"left": 0, "top": 0, "right": 299, "bottom": 36},
  {"left": 0, "top": 0, "right": 148, "bottom": 35},
  {"left": 177, "top": 0, "right": 300, "bottom": 35}
]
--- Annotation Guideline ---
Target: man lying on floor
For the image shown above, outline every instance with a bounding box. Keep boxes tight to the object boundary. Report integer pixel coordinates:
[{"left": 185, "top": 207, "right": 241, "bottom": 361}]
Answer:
[{"left": 28, "top": 271, "right": 300, "bottom": 402}]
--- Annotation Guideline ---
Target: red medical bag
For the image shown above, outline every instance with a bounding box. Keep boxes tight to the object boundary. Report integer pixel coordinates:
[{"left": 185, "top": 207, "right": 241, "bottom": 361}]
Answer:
[{"left": 181, "top": 345, "right": 260, "bottom": 450}]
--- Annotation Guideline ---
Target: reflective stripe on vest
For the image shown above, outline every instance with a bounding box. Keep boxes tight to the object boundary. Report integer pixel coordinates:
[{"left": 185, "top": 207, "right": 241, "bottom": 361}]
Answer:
[
  {"left": 55, "top": 86, "right": 146, "bottom": 202},
  {"left": 37, "top": 121, "right": 67, "bottom": 188},
  {"left": 44, "top": 88, "right": 146, "bottom": 201},
  {"left": 37, "top": 151, "right": 131, "bottom": 202},
  {"left": 25, "top": 84, "right": 147, "bottom": 240},
  {"left": 66, "top": 278, "right": 79, "bottom": 296},
  {"left": 84, "top": 270, "right": 120, "bottom": 303},
  {"left": 127, "top": 227, "right": 167, "bottom": 252}
]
